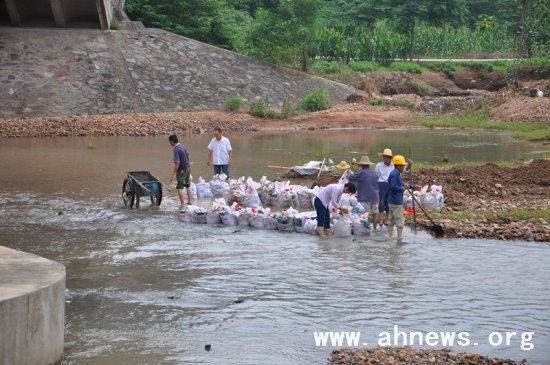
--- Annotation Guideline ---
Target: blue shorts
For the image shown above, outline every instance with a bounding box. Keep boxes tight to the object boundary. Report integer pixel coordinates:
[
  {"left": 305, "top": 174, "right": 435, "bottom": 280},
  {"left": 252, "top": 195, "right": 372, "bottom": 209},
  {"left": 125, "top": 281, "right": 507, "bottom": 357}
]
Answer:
[
  {"left": 378, "top": 182, "right": 389, "bottom": 213},
  {"left": 314, "top": 197, "right": 331, "bottom": 229}
]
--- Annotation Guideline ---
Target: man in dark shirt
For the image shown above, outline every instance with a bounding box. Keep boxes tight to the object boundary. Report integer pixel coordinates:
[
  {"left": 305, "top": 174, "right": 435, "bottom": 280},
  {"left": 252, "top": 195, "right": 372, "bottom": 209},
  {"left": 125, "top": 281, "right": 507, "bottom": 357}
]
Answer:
[
  {"left": 169, "top": 135, "right": 191, "bottom": 211},
  {"left": 346, "top": 155, "right": 380, "bottom": 229}
]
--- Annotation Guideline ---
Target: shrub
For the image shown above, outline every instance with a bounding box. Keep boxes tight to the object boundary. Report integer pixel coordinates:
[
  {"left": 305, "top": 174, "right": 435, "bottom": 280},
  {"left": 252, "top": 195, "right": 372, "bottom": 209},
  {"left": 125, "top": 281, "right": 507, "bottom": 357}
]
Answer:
[
  {"left": 349, "top": 61, "right": 380, "bottom": 72},
  {"left": 311, "top": 61, "right": 341, "bottom": 74},
  {"left": 248, "top": 99, "right": 268, "bottom": 118},
  {"left": 369, "top": 98, "right": 389, "bottom": 106},
  {"left": 224, "top": 96, "right": 242, "bottom": 112},
  {"left": 390, "top": 62, "right": 423, "bottom": 74},
  {"left": 300, "top": 88, "right": 332, "bottom": 112},
  {"left": 401, "top": 78, "right": 433, "bottom": 96},
  {"left": 281, "top": 97, "right": 296, "bottom": 119},
  {"left": 479, "top": 71, "right": 487, "bottom": 80}
]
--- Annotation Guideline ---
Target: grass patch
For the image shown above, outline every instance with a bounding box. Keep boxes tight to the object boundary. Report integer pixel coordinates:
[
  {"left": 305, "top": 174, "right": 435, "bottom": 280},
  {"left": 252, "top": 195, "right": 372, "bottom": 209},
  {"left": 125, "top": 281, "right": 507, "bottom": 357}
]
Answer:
[
  {"left": 349, "top": 61, "right": 381, "bottom": 72},
  {"left": 413, "top": 160, "right": 520, "bottom": 170},
  {"left": 416, "top": 100, "right": 550, "bottom": 141},
  {"left": 224, "top": 96, "right": 242, "bottom": 112},
  {"left": 389, "top": 62, "right": 425, "bottom": 74},
  {"left": 496, "top": 208, "right": 550, "bottom": 221}
]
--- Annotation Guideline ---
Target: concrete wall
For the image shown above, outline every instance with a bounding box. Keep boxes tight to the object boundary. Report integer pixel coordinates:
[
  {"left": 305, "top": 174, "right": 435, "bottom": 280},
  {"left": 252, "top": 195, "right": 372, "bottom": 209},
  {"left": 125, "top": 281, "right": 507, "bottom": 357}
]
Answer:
[
  {"left": 0, "top": 27, "right": 357, "bottom": 118},
  {"left": 0, "top": 246, "right": 65, "bottom": 365}
]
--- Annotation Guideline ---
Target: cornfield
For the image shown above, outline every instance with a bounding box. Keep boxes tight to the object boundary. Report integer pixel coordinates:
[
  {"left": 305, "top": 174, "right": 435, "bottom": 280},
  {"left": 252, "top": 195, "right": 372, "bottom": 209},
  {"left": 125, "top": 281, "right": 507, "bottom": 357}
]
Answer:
[{"left": 311, "top": 24, "right": 516, "bottom": 63}]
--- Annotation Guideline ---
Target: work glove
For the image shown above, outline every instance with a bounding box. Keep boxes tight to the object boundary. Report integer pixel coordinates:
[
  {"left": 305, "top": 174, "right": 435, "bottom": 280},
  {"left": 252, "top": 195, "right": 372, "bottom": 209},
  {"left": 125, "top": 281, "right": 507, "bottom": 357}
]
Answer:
[{"left": 408, "top": 184, "right": 415, "bottom": 190}]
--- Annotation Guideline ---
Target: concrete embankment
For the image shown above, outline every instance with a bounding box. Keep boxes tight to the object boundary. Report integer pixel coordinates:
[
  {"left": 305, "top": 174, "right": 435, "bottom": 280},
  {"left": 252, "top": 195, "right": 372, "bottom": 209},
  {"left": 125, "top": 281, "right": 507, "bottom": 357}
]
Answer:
[
  {"left": 0, "top": 27, "right": 356, "bottom": 118},
  {"left": 0, "top": 246, "right": 65, "bottom": 365}
]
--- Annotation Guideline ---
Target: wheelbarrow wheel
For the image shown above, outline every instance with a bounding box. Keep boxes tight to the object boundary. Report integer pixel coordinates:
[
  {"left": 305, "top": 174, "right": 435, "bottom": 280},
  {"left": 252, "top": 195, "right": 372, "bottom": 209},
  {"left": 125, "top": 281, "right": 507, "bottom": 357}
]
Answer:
[
  {"left": 150, "top": 184, "right": 162, "bottom": 206},
  {"left": 122, "top": 178, "right": 135, "bottom": 208}
]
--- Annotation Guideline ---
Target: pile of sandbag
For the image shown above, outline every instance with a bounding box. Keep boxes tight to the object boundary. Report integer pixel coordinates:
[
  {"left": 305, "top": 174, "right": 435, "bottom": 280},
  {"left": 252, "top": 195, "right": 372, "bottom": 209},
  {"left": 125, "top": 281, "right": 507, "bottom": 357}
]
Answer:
[
  {"left": 179, "top": 196, "right": 372, "bottom": 237},
  {"left": 404, "top": 185, "right": 445, "bottom": 212}
]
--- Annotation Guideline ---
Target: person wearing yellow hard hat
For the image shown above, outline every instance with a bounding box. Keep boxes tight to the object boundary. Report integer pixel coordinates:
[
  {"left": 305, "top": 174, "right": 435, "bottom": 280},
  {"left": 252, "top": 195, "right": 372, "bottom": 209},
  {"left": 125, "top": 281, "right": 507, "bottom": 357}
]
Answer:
[
  {"left": 375, "top": 148, "right": 413, "bottom": 226},
  {"left": 387, "top": 155, "right": 414, "bottom": 243}
]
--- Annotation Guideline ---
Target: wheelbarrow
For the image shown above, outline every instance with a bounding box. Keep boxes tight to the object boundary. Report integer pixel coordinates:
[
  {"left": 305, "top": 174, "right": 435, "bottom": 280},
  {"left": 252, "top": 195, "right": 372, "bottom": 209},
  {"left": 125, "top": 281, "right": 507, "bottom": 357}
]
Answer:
[{"left": 122, "top": 171, "right": 163, "bottom": 208}]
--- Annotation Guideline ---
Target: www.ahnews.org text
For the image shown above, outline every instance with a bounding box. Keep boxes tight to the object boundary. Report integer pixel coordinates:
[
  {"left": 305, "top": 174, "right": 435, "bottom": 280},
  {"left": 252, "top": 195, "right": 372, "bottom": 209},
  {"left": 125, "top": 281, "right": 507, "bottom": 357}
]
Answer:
[{"left": 314, "top": 325, "right": 535, "bottom": 351}]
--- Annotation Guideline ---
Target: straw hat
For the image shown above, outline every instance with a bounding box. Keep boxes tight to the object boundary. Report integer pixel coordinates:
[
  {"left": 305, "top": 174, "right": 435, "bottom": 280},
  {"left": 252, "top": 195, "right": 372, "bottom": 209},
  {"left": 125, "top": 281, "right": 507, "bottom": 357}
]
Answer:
[
  {"left": 335, "top": 161, "right": 350, "bottom": 170},
  {"left": 379, "top": 148, "right": 393, "bottom": 157},
  {"left": 356, "top": 155, "right": 374, "bottom": 166}
]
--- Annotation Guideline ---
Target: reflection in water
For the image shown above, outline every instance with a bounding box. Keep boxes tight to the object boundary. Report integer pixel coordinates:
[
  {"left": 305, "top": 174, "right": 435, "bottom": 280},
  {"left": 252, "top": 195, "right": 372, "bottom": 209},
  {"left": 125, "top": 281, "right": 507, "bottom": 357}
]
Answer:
[
  {"left": 0, "top": 130, "right": 549, "bottom": 364},
  {"left": 0, "top": 193, "right": 549, "bottom": 365},
  {"left": 0, "top": 130, "right": 548, "bottom": 197}
]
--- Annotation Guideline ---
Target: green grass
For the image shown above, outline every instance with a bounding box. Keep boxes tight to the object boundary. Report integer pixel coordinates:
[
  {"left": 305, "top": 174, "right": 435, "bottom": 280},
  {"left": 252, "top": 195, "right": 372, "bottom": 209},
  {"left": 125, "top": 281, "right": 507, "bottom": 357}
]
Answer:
[
  {"left": 416, "top": 100, "right": 550, "bottom": 141},
  {"left": 422, "top": 208, "right": 550, "bottom": 222},
  {"left": 497, "top": 208, "right": 550, "bottom": 221}
]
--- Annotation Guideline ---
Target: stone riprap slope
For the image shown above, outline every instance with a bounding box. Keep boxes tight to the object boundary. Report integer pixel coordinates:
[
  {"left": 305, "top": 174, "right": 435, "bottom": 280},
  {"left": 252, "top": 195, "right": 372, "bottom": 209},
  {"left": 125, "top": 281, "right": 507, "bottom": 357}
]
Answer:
[{"left": 0, "top": 27, "right": 356, "bottom": 118}]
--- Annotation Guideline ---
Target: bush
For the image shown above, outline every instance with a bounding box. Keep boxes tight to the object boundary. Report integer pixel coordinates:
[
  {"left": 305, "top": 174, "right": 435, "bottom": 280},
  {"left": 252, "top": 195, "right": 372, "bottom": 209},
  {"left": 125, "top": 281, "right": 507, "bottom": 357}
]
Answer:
[
  {"left": 311, "top": 61, "right": 341, "bottom": 74},
  {"left": 349, "top": 61, "right": 380, "bottom": 72},
  {"left": 248, "top": 99, "right": 268, "bottom": 118},
  {"left": 300, "top": 88, "right": 332, "bottom": 112},
  {"left": 389, "top": 62, "right": 423, "bottom": 74},
  {"left": 281, "top": 97, "right": 296, "bottom": 119},
  {"left": 369, "top": 98, "right": 389, "bottom": 106},
  {"left": 224, "top": 96, "right": 242, "bottom": 112}
]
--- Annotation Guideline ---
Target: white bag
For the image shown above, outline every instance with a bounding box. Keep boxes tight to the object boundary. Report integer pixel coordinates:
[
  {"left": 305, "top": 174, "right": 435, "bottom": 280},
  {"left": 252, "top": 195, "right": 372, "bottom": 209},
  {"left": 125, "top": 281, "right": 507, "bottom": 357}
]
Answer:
[
  {"left": 220, "top": 211, "right": 238, "bottom": 226},
  {"left": 242, "top": 189, "right": 262, "bottom": 208},
  {"left": 206, "top": 211, "right": 221, "bottom": 224},
  {"left": 265, "top": 216, "right": 279, "bottom": 230},
  {"left": 352, "top": 221, "right": 371, "bottom": 236},
  {"left": 196, "top": 182, "right": 213, "bottom": 199},
  {"left": 236, "top": 211, "right": 251, "bottom": 227},
  {"left": 333, "top": 216, "right": 352, "bottom": 238},
  {"left": 304, "top": 219, "right": 318, "bottom": 235},
  {"left": 210, "top": 180, "right": 230, "bottom": 198},
  {"left": 250, "top": 214, "right": 267, "bottom": 229}
]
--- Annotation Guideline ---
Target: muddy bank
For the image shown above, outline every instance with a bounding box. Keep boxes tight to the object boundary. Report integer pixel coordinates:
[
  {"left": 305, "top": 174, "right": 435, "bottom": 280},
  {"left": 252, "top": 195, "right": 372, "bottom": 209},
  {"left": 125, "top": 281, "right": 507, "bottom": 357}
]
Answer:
[
  {"left": 0, "top": 104, "right": 414, "bottom": 138},
  {"left": 329, "top": 347, "right": 525, "bottom": 365},
  {"left": 311, "top": 160, "right": 550, "bottom": 242}
]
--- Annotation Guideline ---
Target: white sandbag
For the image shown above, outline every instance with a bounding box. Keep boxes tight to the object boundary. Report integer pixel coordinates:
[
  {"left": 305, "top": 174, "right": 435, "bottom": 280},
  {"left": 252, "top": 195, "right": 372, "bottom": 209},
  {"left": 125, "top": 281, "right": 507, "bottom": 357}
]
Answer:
[
  {"left": 304, "top": 219, "right": 318, "bottom": 235},
  {"left": 277, "top": 192, "right": 293, "bottom": 209},
  {"left": 206, "top": 211, "right": 221, "bottom": 224},
  {"left": 250, "top": 214, "right": 267, "bottom": 229},
  {"left": 220, "top": 211, "right": 238, "bottom": 226},
  {"left": 421, "top": 194, "right": 443, "bottom": 211},
  {"left": 179, "top": 211, "right": 192, "bottom": 223},
  {"left": 352, "top": 221, "right": 371, "bottom": 236},
  {"left": 297, "top": 190, "right": 313, "bottom": 209},
  {"left": 333, "top": 216, "right": 352, "bottom": 238},
  {"left": 277, "top": 217, "right": 295, "bottom": 232},
  {"left": 242, "top": 189, "right": 262, "bottom": 208},
  {"left": 196, "top": 182, "right": 213, "bottom": 199},
  {"left": 265, "top": 216, "right": 279, "bottom": 230},
  {"left": 236, "top": 211, "right": 251, "bottom": 227},
  {"left": 210, "top": 180, "right": 230, "bottom": 198},
  {"left": 190, "top": 182, "right": 198, "bottom": 199},
  {"left": 192, "top": 211, "right": 208, "bottom": 224}
]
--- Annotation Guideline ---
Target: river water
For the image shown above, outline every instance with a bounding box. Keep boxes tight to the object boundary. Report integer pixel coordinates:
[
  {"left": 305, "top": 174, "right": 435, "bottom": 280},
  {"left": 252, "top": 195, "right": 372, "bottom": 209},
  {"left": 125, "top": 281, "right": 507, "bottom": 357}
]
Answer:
[{"left": 0, "top": 130, "right": 549, "bottom": 364}]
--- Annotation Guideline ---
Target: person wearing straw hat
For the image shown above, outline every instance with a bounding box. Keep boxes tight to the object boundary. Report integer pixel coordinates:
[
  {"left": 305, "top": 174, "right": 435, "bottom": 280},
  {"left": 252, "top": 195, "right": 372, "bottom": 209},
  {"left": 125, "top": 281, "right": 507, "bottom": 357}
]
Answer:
[
  {"left": 387, "top": 155, "right": 415, "bottom": 243},
  {"left": 375, "top": 148, "right": 394, "bottom": 226},
  {"left": 346, "top": 156, "right": 380, "bottom": 229}
]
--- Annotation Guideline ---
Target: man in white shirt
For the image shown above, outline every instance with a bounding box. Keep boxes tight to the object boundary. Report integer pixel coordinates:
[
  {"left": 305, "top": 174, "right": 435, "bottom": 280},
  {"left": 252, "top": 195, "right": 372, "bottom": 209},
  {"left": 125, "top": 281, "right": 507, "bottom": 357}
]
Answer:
[{"left": 207, "top": 127, "right": 232, "bottom": 177}]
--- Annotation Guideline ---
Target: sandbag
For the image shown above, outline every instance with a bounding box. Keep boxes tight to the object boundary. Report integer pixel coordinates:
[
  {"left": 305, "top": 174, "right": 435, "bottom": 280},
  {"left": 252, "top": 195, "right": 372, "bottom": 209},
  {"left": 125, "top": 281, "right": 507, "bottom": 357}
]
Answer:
[
  {"left": 333, "top": 216, "right": 352, "bottom": 238},
  {"left": 192, "top": 211, "right": 208, "bottom": 224},
  {"left": 250, "top": 214, "right": 267, "bottom": 229},
  {"left": 265, "top": 216, "right": 279, "bottom": 230},
  {"left": 276, "top": 216, "right": 295, "bottom": 232},
  {"left": 236, "top": 212, "right": 251, "bottom": 227},
  {"left": 210, "top": 180, "right": 230, "bottom": 199},
  {"left": 206, "top": 211, "right": 221, "bottom": 224},
  {"left": 196, "top": 182, "right": 213, "bottom": 199},
  {"left": 352, "top": 221, "right": 371, "bottom": 236},
  {"left": 304, "top": 219, "right": 318, "bottom": 235},
  {"left": 220, "top": 211, "right": 238, "bottom": 226},
  {"left": 242, "top": 189, "right": 262, "bottom": 208}
]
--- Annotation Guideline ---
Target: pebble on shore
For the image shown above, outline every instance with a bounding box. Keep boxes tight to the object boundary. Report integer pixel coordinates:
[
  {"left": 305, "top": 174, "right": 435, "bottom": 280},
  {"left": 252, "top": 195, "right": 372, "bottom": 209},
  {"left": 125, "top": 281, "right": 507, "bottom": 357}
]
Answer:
[{"left": 329, "top": 347, "right": 526, "bottom": 365}]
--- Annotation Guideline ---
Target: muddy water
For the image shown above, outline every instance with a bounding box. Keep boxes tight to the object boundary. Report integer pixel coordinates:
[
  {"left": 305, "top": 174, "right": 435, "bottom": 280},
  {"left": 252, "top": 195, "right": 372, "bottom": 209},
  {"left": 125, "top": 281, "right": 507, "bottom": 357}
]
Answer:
[{"left": 0, "top": 130, "right": 549, "bottom": 364}]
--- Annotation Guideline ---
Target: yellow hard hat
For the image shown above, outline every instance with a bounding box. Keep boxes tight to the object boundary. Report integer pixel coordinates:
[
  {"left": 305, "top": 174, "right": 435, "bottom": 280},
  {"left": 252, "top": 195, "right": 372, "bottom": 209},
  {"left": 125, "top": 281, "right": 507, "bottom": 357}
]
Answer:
[{"left": 392, "top": 155, "right": 407, "bottom": 165}]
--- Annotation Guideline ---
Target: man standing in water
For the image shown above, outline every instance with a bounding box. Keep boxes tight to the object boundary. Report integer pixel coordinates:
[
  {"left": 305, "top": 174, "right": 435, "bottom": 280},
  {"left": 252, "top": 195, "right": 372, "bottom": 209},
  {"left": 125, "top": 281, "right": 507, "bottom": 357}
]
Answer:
[
  {"left": 346, "top": 155, "right": 380, "bottom": 229},
  {"left": 375, "top": 148, "right": 412, "bottom": 226},
  {"left": 207, "top": 127, "right": 232, "bottom": 178},
  {"left": 169, "top": 135, "right": 192, "bottom": 212},
  {"left": 314, "top": 182, "right": 356, "bottom": 238},
  {"left": 387, "top": 155, "right": 414, "bottom": 243}
]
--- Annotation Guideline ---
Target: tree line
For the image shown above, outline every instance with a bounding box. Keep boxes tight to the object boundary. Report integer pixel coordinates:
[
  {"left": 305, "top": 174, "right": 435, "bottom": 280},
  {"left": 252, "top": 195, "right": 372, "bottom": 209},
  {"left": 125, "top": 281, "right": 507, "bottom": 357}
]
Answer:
[{"left": 125, "top": 0, "right": 549, "bottom": 71}]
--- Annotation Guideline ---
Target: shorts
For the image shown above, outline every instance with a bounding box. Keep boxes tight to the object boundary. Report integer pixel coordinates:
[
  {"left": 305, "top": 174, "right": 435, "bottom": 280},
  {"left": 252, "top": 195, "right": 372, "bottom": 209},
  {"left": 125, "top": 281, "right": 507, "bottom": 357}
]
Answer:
[
  {"left": 314, "top": 197, "right": 331, "bottom": 229},
  {"left": 176, "top": 168, "right": 191, "bottom": 189},
  {"left": 388, "top": 204, "right": 405, "bottom": 228},
  {"left": 378, "top": 182, "right": 389, "bottom": 213},
  {"left": 360, "top": 201, "right": 379, "bottom": 216}
]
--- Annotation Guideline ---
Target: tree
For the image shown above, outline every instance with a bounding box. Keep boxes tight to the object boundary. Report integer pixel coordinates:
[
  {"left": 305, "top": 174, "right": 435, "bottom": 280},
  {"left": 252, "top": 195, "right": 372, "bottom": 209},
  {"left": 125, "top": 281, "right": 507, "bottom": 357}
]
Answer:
[{"left": 364, "top": 0, "right": 469, "bottom": 61}]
